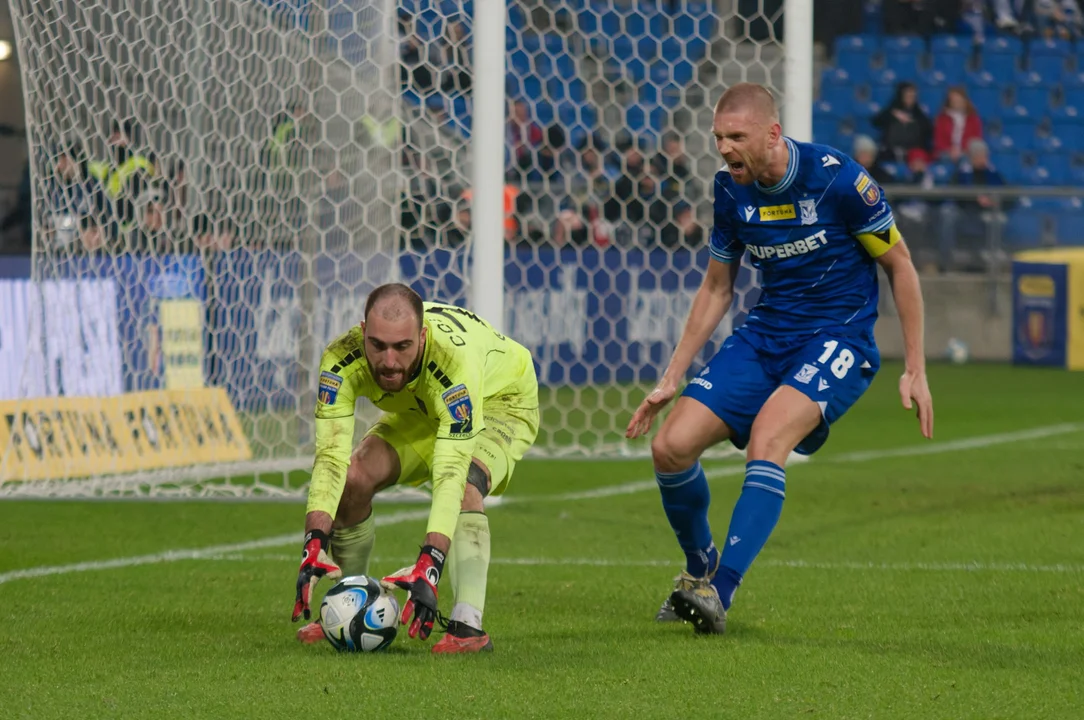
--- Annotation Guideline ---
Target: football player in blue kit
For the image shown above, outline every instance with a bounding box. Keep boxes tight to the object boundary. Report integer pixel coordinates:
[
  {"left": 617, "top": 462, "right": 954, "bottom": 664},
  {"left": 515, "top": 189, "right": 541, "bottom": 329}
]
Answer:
[{"left": 626, "top": 82, "right": 934, "bottom": 634}]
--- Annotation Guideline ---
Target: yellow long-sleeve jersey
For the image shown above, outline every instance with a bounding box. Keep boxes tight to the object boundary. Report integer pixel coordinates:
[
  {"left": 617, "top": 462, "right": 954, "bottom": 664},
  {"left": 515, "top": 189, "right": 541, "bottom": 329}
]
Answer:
[{"left": 307, "top": 302, "right": 537, "bottom": 538}]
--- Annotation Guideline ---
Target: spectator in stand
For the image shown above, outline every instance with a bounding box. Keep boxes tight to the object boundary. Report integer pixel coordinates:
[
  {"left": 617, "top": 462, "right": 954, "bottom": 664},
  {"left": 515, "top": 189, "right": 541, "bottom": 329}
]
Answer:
[
  {"left": 938, "top": 138, "right": 1008, "bottom": 272},
  {"left": 933, "top": 87, "right": 984, "bottom": 164},
  {"left": 992, "top": 0, "right": 1083, "bottom": 38},
  {"left": 658, "top": 201, "right": 705, "bottom": 249},
  {"left": 853, "top": 134, "right": 894, "bottom": 185},
  {"left": 884, "top": 0, "right": 963, "bottom": 35},
  {"left": 438, "top": 18, "right": 472, "bottom": 95},
  {"left": 506, "top": 100, "right": 543, "bottom": 182},
  {"left": 897, "top": 149, "right": 939, "bottom": 271},
  {"left": 872, "top": 81, "right": 933, "bottom": 164},
  {"left": 398, "top": 11, "right": 436, "bottom": 94}
]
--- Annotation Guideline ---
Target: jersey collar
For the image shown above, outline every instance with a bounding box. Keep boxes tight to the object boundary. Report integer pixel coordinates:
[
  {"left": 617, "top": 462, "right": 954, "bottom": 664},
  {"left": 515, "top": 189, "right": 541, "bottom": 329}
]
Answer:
[{"left": 755, "top": 137, "right": 798, "bottom": 195}]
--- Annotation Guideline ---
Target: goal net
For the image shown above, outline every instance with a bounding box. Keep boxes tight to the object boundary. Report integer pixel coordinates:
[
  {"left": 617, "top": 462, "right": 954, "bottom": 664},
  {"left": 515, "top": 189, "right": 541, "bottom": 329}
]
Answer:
[{"left": 1, "top": 0, "right": 785, "bottom": 498}]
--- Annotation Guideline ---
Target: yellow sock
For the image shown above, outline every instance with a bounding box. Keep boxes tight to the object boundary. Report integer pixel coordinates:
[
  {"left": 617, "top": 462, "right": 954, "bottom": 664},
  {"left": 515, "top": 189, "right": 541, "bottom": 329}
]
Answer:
[
  {"left": 330, "top": 513, "right": 376, "bottom": 577},
  {"left": 446, "top": 511, "right": 490, "bottom": 630}
]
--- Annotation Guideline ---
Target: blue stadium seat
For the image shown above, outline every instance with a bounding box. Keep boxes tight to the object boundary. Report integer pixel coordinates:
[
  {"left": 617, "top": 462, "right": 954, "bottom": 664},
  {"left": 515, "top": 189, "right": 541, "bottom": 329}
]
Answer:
[
  {"left": 543, "top": 34, "right": 565, "bottom": 56},
  {"left": 1039, "top": 153, "right": 1070, "bottom": 184},
  {"left": 852, "top": 101, "right": 882, "bottom": 139},
  {"left": 624, "top": 11, "right": 647, "bottom": 38},
  {"left": 882, "top": 161, "right": 910, "bottom": 181},
  {"left": 1052, "top": 120, "right": 1084, "bottom": 151},
  {"left": 1005, "top": 200, "right": 1044, "bottom": 247},
  {"left": 1070, "top": 161, "right": 1084, "bottom": 185},
  {"left": 649, "top": 13, "right": 670, "bottom": 38},
  {"left": 1036, "top": 133, "right": 1066, "bottom": 153},
  {"left": 600, "top": 10, "right": 620, "bottom": 36},
  {"left": 882, "top": 35, "right": 923, "bottom": 75},
  {"left": 555, "top": 54, "right": 577, "bottom": 81},
  {"left": 522, "top": 75, "right": 542, "bottom": 98},
  {"left": 661, "top": 37, "right": 683, "bottom": 62},
  {"left": 1000, "top": 114, "right": 1038, "bottom": 151},
  {"left": 918, "top": 69, "right": 949, "bottom": 97},
  {"left": 568, "top": 78, "right": 587, "bottom": 103},
  {"left": 870, "top": 68, "right": 899, "bottom": 107},
  {"left": 672, "top": 60, "right": 694, "bottom": 86},
  {"left": 978, "top": 36, "right": 1022, "bottom": 76},
  {"left": 1028, "top": 38, "right": 1072, "bottom": 78},
  {"left": 991, "top": 151, "right": 1021, "bottom": 181},
  {"left": 929, "top": 161, "right": 955, "bottom": 184},
  {"left": 509, "top": 46, "right": 531, "bottom": 75},
  {"left": 534, "top": 99, "right": 554, "bottom": 125},
  {"left": 637, "top": 36, "right": 659, "bottom": 61},
  {"left": 1021, "top": 164, "right": 1054, "bottom": 186},
  {"left": 1064, "top": 86, "right": 1084, "bottom": 109},
  {"left": 930, "top": 34, "right": 972, "bottom": 59},
  {"left": 577, "top": 9, "right": 597, "bottom": 34},
  {"left": 521, "top": 31, "right": 540, "bottom": 53},
  {"left": 1012, "top": 71, "right": 1053, "bottom": 114},
  {"left": 1056, "top": 198, "right": 1084, "bottom": 244},
  {"left": 613, "top": 35, "right": 633, "bottom": 60},
  {"left": 820, "top": 68, "right": 858, "bottom": 107},
  {"left": 833, "top": 34, "right": 879, "bottom": 68}
]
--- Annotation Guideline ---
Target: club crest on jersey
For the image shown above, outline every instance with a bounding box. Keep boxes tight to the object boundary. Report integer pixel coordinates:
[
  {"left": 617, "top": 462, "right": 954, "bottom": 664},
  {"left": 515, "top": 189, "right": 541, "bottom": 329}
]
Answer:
[
  {"left": 318, "top": 371, "right": 342, "bottom": 405},
  {"left": 799, "top": 199, "right": 818, "bottom": 225},
  {"left": 793, "top": 364, "right": 818, "bottom": 384},
  {"left": 442, "top": 383, "right": 473, "bottom": 433},
  {"left": 854, "top": 172, "right": 881, "bottom": 206}
]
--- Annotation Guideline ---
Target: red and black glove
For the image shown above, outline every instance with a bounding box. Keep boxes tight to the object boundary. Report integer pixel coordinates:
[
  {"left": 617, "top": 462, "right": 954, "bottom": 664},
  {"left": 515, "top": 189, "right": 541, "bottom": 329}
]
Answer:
[
  {"left": 381, "top": 545, "right": 445, "bottom": 640},
  {"left": 292, "top": 529, "right": 342, "bottom": 622}
]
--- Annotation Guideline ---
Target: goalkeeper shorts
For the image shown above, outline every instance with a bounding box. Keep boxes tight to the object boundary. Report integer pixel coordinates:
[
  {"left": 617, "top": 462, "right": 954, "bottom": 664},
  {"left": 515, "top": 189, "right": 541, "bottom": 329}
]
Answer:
[{"left": 364, "top": 402, "right": 539, "bottom": 495}]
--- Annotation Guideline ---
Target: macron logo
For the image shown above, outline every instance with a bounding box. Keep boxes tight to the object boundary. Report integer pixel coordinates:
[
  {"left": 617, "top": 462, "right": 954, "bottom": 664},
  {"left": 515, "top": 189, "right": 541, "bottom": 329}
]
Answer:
[
  {"left": 729, "top": 536, "right": 741, "bottom": 546},
  {"left": 818, "top": 378, "right": 829, "bottom": 392},
  {"left": 743, "top": 206, "right": 756, "bottom": 221},
  {"left": 822, "top": 155, "right": 841, "bottom": 168}
]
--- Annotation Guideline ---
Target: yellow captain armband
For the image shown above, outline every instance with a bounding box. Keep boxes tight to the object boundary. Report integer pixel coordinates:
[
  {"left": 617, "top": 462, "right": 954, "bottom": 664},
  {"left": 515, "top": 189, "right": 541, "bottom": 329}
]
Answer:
[{"left": 855, "top": 223, "right": 901, "bottom": 259}]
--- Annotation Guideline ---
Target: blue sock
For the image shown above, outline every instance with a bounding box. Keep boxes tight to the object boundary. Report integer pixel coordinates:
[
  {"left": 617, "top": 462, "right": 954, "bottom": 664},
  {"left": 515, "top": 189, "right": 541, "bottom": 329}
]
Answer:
[
  {"left": 656, "top": 462, "right": 718, "bottom": 578},
  {"left": 713, "top": 460, "right": 786, "bottom": 610}
]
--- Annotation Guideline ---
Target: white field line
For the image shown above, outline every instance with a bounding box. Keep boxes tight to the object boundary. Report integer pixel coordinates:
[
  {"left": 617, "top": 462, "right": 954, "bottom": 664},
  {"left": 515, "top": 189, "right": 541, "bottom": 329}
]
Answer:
[
  {"left": 181, "top": 554, "right": 1084, "bottom": 575},
  {"left": 0, "top": 423, "right": 1078, "bottom": 586}
]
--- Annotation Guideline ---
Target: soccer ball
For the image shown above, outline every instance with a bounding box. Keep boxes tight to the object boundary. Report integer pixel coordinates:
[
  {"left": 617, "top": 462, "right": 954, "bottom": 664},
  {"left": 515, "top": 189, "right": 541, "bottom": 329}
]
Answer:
[
  {"left": 319, "top": 575, "right": 399, "bottom": 652},
  {"left": 946, "top": 337, "right": 969, "bottom": 365}
]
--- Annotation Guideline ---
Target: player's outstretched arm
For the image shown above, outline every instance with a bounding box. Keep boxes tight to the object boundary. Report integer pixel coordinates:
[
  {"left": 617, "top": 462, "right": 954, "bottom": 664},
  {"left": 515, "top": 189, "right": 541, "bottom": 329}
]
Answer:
[
  {"left": 626, "top": 258, "right": 739, "bottom": 439},
  {"left": 877, "top": 239, "right": 934, "bottom": 439}
]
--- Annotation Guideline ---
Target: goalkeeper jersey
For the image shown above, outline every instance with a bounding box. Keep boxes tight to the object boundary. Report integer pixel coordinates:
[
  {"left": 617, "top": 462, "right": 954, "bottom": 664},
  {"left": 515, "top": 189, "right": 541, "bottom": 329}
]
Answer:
[{"left": 307, "top": 302, "right": 537, "bottom": 538}]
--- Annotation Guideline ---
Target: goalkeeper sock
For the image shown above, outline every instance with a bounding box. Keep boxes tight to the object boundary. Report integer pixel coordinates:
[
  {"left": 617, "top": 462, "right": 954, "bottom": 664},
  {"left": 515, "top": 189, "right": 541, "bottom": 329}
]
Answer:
[
  {"left": 713, "top": 460, "right": 786, "bottom": 610},
  {"left": 446, "top": 511, "right": 490, "bottom": 631},
  {"left": 656, "top": 461, "right": 717, "bottom": 579},
  {"left": 329, "top": 513, "right": 376, "bottom": 577}
]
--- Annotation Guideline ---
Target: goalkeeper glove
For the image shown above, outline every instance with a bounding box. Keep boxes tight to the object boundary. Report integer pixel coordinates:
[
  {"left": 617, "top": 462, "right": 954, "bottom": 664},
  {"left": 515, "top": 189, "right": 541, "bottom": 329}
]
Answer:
[
  {"left": 381, "top": 545, "right": 445, "bottom": 640},
  {"left": 292, "top": 529, "right": 342, "bottom": 622}
]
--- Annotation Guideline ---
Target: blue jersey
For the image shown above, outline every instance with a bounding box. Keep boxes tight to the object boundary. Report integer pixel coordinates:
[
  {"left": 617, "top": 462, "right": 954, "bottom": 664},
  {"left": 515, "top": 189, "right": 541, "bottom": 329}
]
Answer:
[{"left": 709, "top": 137, "right": 901, "bottom": 338}]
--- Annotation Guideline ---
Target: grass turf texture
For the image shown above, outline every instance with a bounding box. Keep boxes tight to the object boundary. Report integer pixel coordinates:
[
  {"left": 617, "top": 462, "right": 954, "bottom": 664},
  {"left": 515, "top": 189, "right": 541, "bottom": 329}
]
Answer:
[{"left": 1, "top": 362, "right": 1083, "bottom": 719}]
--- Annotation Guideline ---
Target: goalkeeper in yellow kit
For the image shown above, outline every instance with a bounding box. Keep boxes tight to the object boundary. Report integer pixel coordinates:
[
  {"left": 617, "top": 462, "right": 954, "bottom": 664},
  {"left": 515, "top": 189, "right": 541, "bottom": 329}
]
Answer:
[{"left": 291, "top": 283, "right": 539, "bottom": 654}]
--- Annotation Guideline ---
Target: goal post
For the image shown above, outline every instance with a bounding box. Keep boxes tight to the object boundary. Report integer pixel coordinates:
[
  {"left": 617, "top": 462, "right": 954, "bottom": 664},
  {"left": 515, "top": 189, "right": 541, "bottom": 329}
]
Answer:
[{"left": 2, "top": 0, "right": 809, "bottom": 498}]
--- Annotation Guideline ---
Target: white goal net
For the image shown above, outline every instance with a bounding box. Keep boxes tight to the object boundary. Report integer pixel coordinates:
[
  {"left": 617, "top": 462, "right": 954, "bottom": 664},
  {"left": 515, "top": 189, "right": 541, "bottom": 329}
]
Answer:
[{"left": 1, "top": 0, "right": 788, "bottom": 498}]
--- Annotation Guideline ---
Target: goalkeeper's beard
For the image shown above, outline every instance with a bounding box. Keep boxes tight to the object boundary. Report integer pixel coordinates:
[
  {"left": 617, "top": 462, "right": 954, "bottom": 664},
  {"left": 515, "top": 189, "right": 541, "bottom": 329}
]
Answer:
[{"left": 370, "top": 352, "right": 423, "bottom": 392}]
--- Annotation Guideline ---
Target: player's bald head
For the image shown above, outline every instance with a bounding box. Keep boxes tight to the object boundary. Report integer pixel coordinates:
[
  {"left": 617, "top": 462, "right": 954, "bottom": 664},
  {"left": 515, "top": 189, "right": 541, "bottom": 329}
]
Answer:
[
  {"left": 364, "top": 283, "right": 424, "bottom": 329},
  {"left": 714, "top": 83, "right": 779, "bottom": 124}
]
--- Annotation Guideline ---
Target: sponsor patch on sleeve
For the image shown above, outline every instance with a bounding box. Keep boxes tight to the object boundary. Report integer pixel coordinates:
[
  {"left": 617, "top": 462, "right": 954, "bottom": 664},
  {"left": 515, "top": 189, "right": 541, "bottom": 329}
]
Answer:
[
  {"left": 854, "top": 172, "right": 881, "bottom": 206},
  {"left": 318, "top": 371, "right": 343, "bottom": 405},
  {"left": 441, "top": 383, "right": 474, "bottom": 434}
]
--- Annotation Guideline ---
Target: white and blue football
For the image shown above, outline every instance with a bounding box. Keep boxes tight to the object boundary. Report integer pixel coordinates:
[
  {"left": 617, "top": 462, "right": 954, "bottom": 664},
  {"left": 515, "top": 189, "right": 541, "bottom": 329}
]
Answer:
[{"left": 319, "top": 575, "right": 399, "bottom": 653}]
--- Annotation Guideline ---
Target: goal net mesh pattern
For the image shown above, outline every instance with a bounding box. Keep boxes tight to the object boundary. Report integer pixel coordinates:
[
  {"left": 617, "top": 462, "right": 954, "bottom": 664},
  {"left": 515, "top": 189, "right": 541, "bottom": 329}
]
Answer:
[{"left": 3, "top": 0, "right": 785, "bottom": 498}]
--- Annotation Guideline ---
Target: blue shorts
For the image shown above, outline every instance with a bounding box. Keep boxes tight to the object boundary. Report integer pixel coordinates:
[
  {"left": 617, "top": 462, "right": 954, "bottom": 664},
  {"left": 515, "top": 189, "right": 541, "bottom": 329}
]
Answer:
[{"left": 682, "top": 329, "right": 880, "bottom": 455}]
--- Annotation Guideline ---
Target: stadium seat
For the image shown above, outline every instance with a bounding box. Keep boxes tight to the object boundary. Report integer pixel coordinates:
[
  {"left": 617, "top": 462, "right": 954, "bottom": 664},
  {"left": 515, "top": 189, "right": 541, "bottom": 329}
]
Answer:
[
  {"left": 978, "top": 36, "right": 1022, "bottom": 76},
  {"left": 882, "top": 35, "right": 923, "bottom": 76},
  {"left": 820, "top": 68, "right": 858, "bottom": 107},
  {"left": 1020, "top": 164, "right": 1053, "bottom": 186},
  {"left": 1005, "top": 201, "right": 1044, "bottom": 247},
  {"left": 1011, "top": 71, "right": 1052, "bottom": 115},
  {"left": 928, "top": 161, "right": 955, "bottom": 184},
  {"left": 918, "top": 69, "right": 949, "bottom": 96},
  {"left": 1000, "top": 115, "right": 1038, "bottom": 151},
  {"left": 1064, "top": 86, "right": 1084, "bottom": 109},
  {"left": 1056, "top": 198, "right": 1084, "bottom": 244},
  {"left": 834, "top": 34, "right": 879, "bottom": 68},
  {"left": 1038, "top": 153, "right": 1070, "bottom": 184},
  {"left": 1052, "top": 120, "right": 1084, "bottom": 151},
  {"left": 870, "top": 68, "right": 899, "bottom": 107},
  {"left": 1028, "top": 38, "right": 1071, "bottom": 79},
  {"left": 991, "top": 151, "right": 1022, "bottom": 181},
  {"left": 881, "top": 161, "right": 910, "bottom": 181}
]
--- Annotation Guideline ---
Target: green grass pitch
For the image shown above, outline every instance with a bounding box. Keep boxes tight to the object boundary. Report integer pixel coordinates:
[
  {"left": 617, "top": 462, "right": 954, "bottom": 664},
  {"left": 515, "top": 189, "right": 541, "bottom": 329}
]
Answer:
[{"left": 1, "top": 362, "right": 1083, "bottom": 719}]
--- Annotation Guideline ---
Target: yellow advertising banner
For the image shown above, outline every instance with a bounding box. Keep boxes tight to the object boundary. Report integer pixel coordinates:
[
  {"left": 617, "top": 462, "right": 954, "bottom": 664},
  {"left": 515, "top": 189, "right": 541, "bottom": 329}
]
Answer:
[
  {"left": 0, "top": 388, "right": 252, "bottom": 481},
  {"left": 160, "top": 298, "right": 205, "bottom": 389}
]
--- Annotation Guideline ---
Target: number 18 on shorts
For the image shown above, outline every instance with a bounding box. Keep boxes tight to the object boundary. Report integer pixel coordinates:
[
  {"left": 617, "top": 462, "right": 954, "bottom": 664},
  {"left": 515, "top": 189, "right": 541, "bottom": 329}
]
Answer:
[{"left": 682, "top": 332, "right": 880, "bottom": 455}]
